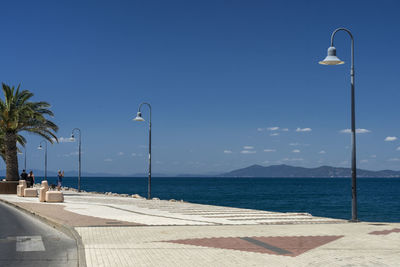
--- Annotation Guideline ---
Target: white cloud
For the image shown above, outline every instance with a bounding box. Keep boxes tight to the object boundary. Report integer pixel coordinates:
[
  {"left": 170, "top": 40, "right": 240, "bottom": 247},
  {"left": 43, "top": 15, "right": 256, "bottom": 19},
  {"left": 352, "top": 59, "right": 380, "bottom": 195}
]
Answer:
[
  {"left": 281, "top": 128, "right": 289, "bottom": 132},
  {"left": 241, "top": 150, "right": 256, "bottom": 154},
  {"left": 385, "top": 136, "right": 397, "bottom": 142},
  {"left": 340, "top": 128, "right": 371, "bottom": 134},
  {"left": 263, "top": 160, "right": 270, "bottom": 164},
  {"left": 339, "top": 160, "right": 349, "bottom": 165},
  {"left": 397, "top": 147, "right": 400, "bottom": 151},
  {"left": 224, "top": 150, "right": 233, "bottom": 154},
  {"left": 243, "top": 146, "right": 254, "bottom": 150},
  {"left": 360, "top": 159, "right": 368, "bottom": 163},
  {"left": 289, "top": 142, "right": 300, "bottom": 146},
  {"left": 319, "top": 150, "right": 326, "bottom": 154},
  {"left": 52, "top": 137, "right": 74, "bottom": 143},
  {"left": 63, "top": 151, "right": 79, "bottom": 157},
  {"left": 270, "top": 133, "right": 279, "bottom": 136},
  {"left": 388, "top": 158, "right": 400, "bottom": 162},
  {"left": 104, "top": 158, "right": 113, "bottom": 162},
  {"left": 282, "top": 158, "right": 303, "bottom": 162},
  {"left": 257, "top": 128, "right": 264, "bottom": 132},
  {"left": 296, "top": 128, "right": 312, "bottom": 132},
  {"left": 263, "top": 149, "right": 276, "bottom": 152},
  {"left": 292, "top": 149, "right": 301, "bottom": 153},
  {"left": 117, "top": 152, "right": 124, "bottom": 156},
  {"left": 370, "top": 155, "right": 377, "bottom": 158},
  {"left": 267, "top": 127, "right": 279, "bottom": 131},
  {"left": 357, "top": 129, "right": 371, "bottom": 134}
]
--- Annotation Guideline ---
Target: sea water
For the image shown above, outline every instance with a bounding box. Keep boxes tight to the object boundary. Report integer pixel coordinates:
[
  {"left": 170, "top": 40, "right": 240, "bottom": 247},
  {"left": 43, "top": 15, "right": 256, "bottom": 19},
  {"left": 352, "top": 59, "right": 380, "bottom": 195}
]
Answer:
[{"left": 38, "top": 177, "right": 400, "bottom": 222}]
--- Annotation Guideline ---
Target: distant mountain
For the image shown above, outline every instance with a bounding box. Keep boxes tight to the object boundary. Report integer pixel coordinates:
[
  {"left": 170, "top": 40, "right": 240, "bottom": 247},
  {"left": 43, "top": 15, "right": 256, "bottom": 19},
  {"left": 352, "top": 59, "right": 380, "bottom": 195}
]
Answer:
[
  {"left": 1, "top": 164, "right": 398, "bottom": 178},
  {"left": 220, "top": 164, "right": 400, "bottom": 178}
]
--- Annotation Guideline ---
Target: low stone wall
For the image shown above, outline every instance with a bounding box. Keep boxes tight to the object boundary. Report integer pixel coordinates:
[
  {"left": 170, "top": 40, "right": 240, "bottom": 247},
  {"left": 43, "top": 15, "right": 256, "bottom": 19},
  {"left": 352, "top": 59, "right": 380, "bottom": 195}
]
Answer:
[{"left": 0, "top": 181, "right": 19, "bottom": 194}]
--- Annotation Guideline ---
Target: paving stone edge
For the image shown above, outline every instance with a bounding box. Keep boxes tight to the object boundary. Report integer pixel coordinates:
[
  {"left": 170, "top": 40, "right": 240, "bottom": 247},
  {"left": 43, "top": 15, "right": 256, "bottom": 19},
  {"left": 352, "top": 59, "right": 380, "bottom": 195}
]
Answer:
[{"left": 0, "top": 198, "right": 86, "bottom": 267}]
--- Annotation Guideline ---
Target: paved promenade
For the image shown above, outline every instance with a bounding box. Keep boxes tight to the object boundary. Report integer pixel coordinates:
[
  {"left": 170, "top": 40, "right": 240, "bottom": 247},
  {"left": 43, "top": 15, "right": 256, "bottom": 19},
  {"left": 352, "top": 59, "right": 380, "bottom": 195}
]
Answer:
[{"left": 1, "top": 190, "right": 400, "bottom": 266}]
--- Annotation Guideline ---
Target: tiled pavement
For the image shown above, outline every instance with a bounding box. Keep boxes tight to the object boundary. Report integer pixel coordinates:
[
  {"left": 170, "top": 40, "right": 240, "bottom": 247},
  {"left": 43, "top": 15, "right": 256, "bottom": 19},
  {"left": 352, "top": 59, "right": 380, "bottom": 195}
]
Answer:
[
  {"left": 1, "top": 191, "right": 344, "bottom": 226},
  {"left": 76, "top": 223, "right": 400, "bottom": 266},
  {"left": 1, "top": 191, "right": 400, "bottom": 266}
]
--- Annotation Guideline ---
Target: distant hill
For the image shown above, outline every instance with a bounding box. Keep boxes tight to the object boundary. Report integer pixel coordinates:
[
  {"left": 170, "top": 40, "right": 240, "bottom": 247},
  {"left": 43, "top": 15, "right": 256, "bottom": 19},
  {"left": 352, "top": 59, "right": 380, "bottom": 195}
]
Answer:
[
  {"left": 1, "top": 164, "right": 399, "bottom": 178},
  {"left": 220, "top": 164, "right": 400, "bottom": 178}
]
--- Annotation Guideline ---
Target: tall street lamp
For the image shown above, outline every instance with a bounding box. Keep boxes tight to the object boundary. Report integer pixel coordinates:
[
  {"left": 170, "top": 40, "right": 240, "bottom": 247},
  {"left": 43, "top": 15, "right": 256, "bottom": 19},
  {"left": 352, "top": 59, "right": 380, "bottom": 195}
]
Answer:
[
  {"left": 133, "top": 102, "right": 152, "bottom": 200},
  {"left": 38, "top": 140, "right": 48, "bottom": 181},
  {"left": 71, "top": 128, "right": 82, "bottom": 192},
  {"left": 18, "top": 146, "right": 27, "bottom": 170},
  {"left": 319, "top": 28, "right": 358, "bottom": 222}
]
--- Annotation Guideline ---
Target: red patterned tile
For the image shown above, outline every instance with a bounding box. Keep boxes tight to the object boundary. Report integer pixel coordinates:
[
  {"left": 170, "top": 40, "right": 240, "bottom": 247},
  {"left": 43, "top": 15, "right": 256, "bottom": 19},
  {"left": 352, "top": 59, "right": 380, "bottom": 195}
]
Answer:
[
  {"left": 369, "top": 228, "right": 400, "bottom": 235},
  {"left": 165, "top": 235, "right": 343, "bottom": 257}
]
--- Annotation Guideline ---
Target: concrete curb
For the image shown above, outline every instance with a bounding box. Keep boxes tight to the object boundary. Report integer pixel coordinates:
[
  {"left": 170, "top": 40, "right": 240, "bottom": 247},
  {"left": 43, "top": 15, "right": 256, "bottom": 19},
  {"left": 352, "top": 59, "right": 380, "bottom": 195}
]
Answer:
[{"left": 0, "top": 198, "right": 87, "bottom": 267}]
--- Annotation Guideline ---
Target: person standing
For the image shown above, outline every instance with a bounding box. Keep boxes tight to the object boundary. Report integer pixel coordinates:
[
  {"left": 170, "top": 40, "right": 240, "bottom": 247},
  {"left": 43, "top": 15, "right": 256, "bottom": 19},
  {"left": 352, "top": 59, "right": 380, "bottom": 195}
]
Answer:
[
  {"left": 20, "top": 169, "right": 28, "bottom": 181},
  {"left": 20, "top": 169, "right": 28, "bottom": 186},
  {"left": 27, "top": 171, "right": 35, "bottom": 188},
  {"left": 57, "top": 170, "right": 64, "bottom": 191}
]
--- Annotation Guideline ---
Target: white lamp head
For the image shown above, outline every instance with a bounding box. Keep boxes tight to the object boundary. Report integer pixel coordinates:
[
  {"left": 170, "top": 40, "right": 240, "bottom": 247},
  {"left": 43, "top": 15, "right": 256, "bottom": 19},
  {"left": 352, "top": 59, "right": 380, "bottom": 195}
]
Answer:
[
  {"left": 319, "top": 46, "right": 344, "bottom": 65},
  {"left": 133, "top": 111, "right": 145, "bottom": 122},
  {"left": 38, "top": 145, "right": 43, "bottom": 150},
  {"left": 70, "top": 134, "right": 75, "bottom": 142}
]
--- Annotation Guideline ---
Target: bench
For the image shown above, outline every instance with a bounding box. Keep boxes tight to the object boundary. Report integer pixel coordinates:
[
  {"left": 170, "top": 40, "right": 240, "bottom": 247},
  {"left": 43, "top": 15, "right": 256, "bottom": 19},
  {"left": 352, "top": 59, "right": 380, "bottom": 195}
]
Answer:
[
  {"left": 39, "top": 181, "right": 49, "bottom": 202},
  {"left": 17, "top": 180, "right": 27, "bottom": 197},
  {"left": 45, "top": 191, "right": 64, "bottom": 202},
  {"left": 24, "top": 188, "right": 38, "bottom": 197}
]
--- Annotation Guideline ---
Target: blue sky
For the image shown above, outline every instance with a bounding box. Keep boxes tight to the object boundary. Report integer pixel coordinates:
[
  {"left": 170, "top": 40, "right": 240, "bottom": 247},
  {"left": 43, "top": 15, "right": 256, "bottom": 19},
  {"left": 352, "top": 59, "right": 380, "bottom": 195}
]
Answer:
[{"left": 1, "top": 0, "right": 400, "bottom": 175}]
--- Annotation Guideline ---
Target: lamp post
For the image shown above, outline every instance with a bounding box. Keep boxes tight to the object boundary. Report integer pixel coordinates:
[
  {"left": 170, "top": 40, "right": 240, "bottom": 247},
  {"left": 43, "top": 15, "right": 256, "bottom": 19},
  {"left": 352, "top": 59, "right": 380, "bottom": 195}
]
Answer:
[
  {"left": 18, "top": 146, "right": 27, "bottom": 170},
  {"left": 71, "top": 128, "right": 82, "bottom": 192},
  {"left": 38, "top": 140, "right": 48, "bottom": 181},
  {"left": 133, "top": 102, "right": 152, "bottom": 200},
  {"left": 319, "top": 28, "right": 358, "bottom": 222}
]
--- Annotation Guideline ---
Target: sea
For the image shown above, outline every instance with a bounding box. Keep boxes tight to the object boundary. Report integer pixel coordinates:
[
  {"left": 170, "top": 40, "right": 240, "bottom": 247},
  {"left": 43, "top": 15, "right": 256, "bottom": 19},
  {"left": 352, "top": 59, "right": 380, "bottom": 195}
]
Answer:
[{"left": 38, "top": 177, "right": 400, "bottom": 222}]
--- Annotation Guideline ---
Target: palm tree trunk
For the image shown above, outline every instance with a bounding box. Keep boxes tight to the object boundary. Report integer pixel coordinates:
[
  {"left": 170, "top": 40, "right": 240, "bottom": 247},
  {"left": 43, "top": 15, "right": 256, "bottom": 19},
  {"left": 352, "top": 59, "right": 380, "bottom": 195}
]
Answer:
[{"left": 5, "top": 131, "right": 19, "bottom": 181}]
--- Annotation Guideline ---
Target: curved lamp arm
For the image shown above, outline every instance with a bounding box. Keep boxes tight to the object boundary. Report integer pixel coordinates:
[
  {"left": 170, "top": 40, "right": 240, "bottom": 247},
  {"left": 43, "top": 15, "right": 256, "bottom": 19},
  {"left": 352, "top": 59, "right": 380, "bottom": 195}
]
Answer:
[
  {"left": 72, "top": 128, "right": 81, "bottom": 137},
  {"left": 330, "top": 28, "right": 354, "bottom": 68},
  {"left": 138, "top": 102, "right": 152, "bottom": 126}
]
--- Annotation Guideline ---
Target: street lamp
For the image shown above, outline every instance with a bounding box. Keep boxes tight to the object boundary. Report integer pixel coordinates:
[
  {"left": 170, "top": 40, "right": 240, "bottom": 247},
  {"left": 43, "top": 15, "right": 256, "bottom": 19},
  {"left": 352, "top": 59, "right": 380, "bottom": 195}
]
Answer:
[
  {"left": 38, "top": 140, "right": 48, "bottom": 181},
  {"left": 319, "top": 28, "right": 358, "bottom": 222},
  {"left": 71, "top": 128, "right": 82, "bottom": 192},
  {"left": 18, "top": 146, "right": 27, "bottom": 170},
  {"left": 133, "top": 102, "right": 152, "bottom": 200}
]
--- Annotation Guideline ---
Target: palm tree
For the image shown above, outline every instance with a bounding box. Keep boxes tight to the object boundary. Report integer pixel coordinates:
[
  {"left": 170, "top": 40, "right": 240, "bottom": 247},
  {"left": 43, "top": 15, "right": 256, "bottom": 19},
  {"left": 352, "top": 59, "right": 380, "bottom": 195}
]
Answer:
[
  {"left": 0, "top": 130, "right": 26, "bottom": 161},
  {"left": 0, "top": 83, "right": 58, "bottom": 181}
]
